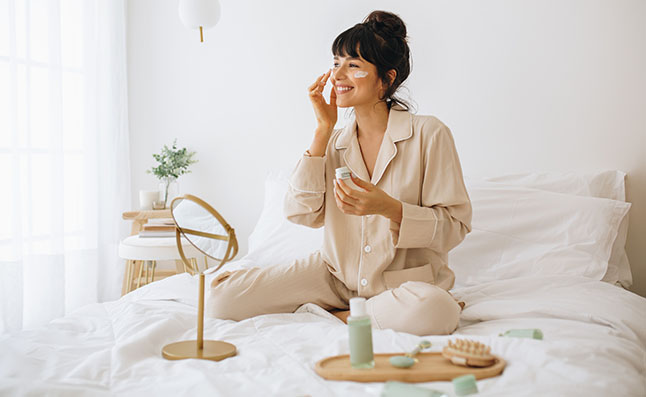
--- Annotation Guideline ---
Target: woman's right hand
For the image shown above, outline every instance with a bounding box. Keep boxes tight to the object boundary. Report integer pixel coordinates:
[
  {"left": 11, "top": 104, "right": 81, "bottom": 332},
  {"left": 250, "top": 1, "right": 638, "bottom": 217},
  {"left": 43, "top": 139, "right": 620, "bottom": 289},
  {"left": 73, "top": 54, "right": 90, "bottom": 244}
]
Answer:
[{"left": 308, "top": 69, "right": 337, "bottom": 131}]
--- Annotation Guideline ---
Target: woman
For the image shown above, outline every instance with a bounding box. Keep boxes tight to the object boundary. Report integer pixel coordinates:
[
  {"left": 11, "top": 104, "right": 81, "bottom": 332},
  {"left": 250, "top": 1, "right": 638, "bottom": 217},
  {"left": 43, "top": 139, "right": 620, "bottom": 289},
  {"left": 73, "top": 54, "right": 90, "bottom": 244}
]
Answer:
[{"left": 207, "top": 10, "right": 472, "bottom": 336}]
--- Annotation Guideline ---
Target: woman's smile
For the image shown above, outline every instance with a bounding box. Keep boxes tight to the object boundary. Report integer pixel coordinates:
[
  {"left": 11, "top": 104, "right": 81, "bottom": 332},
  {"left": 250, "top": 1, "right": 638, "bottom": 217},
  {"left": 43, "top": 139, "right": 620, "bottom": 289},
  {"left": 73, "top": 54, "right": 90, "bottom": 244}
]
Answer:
[{"left": 335, "top": 85, "right": 354, "bottom": 95}]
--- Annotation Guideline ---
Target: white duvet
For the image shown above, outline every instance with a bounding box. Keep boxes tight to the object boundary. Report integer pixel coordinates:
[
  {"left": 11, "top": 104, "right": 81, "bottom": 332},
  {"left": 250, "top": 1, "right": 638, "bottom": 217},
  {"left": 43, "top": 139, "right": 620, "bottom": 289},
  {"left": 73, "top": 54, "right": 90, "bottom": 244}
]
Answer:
[{"left": 1, "top": 260, "right": 644, "bottom": 397}]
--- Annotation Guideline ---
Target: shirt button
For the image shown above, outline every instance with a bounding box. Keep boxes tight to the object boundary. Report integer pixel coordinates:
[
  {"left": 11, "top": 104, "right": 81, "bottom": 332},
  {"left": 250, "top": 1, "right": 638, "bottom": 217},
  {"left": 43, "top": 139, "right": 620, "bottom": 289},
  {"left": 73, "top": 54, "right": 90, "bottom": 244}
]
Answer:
[
  {"left": 360, "top": 278, "right": 368, "bottom": 286},
  {"left": 364, "top": 245, "right": 372, "bottom": 253}
]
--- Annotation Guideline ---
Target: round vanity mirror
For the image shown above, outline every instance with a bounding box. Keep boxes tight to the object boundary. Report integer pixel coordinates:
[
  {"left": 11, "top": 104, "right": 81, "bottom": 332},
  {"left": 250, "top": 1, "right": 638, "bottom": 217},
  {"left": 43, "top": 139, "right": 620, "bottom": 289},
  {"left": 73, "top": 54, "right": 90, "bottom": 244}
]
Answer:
[
  {"left": 162, "top": 194, "right": 238, "bottom": 362},
  {"left": 170, "top": 194, "right": 238, "bottom": 273}
]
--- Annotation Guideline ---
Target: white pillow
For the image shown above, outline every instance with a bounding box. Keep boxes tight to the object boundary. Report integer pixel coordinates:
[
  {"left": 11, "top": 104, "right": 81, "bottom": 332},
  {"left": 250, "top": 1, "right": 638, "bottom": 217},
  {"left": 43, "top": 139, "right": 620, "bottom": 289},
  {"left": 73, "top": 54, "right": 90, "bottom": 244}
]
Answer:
[
  {"left": 480, "top": 170, "right": 626, "bottom": 201},
  {"left": 244, "top": 170, "right": 631, "bottom": 289},
  {"left": 244, "top": 170, "right": 323, "bottom": 267},
  {"left": 449, "top": 179, "right": 631, "bottom": 288},
  {"left": 474, "top": 170, "right": 631, "bottom": 288}
]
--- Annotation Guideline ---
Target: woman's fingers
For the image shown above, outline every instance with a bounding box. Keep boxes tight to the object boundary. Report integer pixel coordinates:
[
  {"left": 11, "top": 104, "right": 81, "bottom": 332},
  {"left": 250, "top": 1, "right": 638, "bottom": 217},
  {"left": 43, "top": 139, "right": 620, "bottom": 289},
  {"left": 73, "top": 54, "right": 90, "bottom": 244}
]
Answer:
[
  {"left": 308, "top": 73, "right": 325, "bottom": 93},
  {"left": 309, "top": 73, "right": 324, "bottom": 88},
  {"left": 329, "top": 76, "right": 337, "bottom": 107},
  {"left": 307, "top": 75, "right": 323, "bottom": 91},
  {"left": 320, "top": 69, "right": 331, "bottom": 88},
  {"left": 350, "top": 174, "right": 373, "bottom": 191},
  {"left": 334, "top": 188, "right": 357, "bottom": 214},
  {"left": 308, "top": 70, "right": 338, "bottom": 128},
  {"left": 336, "top": 179, "right": 360, "bottom": 199},
  {"left": 335, "top": 180, "right": 359, "bottom": 204},
  {"left": 314, "top": 70, "right": 330, "bottom": 98},
  {"left": 309, "top": 71, "right": 332, "bottom": 101}
]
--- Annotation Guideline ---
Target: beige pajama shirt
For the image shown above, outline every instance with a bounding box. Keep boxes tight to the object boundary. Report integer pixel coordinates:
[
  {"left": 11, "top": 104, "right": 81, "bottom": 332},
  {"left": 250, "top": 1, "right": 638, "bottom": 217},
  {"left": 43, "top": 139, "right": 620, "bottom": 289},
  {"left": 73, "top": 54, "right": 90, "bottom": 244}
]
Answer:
[{"left": 207, "top": 104, "right": 473, "bottom": 336}]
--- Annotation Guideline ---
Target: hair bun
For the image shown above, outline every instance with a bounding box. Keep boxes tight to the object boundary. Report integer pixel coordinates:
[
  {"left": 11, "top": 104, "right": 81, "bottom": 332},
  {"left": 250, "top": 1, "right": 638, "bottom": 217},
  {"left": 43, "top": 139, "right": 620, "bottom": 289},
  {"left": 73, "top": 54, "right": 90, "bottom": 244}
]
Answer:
[{"left": 364, "top": 10, "right": 407, "bottom": 40}]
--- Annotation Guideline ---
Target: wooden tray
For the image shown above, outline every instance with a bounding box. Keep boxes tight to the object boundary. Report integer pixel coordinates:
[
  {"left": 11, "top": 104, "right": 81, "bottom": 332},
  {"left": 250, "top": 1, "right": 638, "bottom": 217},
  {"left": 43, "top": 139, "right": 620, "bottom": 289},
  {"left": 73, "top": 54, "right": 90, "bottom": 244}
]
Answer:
[{"left": 315, "top": 352, "right": 505, "bottom": 383}]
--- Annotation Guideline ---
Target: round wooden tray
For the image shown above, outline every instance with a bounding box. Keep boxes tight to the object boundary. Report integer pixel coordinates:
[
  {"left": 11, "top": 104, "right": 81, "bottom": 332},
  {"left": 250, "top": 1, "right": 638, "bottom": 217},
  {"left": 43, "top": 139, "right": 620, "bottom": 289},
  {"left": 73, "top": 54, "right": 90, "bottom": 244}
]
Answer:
[{"left": 315, "top": 352, "right": 506, "bottom": 383}]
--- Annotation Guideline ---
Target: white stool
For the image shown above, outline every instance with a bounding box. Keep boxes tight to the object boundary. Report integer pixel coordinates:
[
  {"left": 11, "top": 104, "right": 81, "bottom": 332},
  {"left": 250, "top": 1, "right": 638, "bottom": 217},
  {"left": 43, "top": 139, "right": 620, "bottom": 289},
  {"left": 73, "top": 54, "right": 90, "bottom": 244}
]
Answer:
[{"left": 118, "top": 235, "right": 206, "bottom": 296}]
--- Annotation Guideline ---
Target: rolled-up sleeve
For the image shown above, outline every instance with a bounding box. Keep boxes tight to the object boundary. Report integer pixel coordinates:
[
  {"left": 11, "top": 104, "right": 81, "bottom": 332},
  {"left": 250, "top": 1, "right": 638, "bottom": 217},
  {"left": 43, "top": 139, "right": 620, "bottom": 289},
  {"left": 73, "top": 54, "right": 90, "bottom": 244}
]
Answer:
[
  {"left": 389, "top": 123, "right": 472, "bottom": 251},
  {"left": 283, "top": 153, "right": 327, "bottom": 228}
]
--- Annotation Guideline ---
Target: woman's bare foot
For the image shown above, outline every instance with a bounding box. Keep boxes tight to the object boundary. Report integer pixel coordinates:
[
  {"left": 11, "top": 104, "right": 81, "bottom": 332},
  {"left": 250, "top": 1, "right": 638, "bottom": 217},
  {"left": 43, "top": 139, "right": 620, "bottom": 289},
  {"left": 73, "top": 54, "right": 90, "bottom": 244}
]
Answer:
[{"left": 331, "top": 310, "right": 350, "bottom": 323}]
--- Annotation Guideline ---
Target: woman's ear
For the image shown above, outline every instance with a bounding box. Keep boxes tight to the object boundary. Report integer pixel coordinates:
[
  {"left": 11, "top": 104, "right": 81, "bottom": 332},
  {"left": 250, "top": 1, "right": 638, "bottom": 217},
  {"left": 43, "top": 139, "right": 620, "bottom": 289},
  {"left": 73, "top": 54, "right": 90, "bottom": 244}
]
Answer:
[
  {"left": 379, "top": 69, "right": 397, "bottom": 97},
  {"left": 387, "top": 69, "right": 397, "bottom": 86}
]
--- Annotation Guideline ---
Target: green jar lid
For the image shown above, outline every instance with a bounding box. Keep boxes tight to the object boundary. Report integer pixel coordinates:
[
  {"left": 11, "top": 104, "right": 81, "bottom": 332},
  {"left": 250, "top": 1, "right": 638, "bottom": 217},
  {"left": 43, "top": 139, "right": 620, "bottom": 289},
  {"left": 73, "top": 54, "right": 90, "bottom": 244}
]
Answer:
[
  {"left": 382, "top": 381, "right": 448, "bottom": 397},
  {"left": 499, "top": 328, "right": 543, "bottom": 340},
  {"left": 452, "top": 374, "right": 478, "bottom": 396}
]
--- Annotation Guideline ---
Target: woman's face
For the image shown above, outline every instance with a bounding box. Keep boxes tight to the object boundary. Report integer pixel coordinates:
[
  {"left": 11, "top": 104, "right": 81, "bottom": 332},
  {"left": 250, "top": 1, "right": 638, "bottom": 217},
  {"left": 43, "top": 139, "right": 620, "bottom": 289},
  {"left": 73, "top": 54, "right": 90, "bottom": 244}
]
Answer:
[{"left": 331, "top": 53, "right": 385, "bottom": 109}]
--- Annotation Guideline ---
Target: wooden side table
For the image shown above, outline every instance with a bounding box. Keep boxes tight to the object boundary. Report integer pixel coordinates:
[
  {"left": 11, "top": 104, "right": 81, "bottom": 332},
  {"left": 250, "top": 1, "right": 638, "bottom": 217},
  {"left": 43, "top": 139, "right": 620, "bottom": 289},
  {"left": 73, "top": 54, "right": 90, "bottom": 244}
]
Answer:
[
  {"left": 122, "top": 209, "right": 172, "bottom": 235},
  {"left": 120, "top": 209, "right": 200, "bottom": 295}
]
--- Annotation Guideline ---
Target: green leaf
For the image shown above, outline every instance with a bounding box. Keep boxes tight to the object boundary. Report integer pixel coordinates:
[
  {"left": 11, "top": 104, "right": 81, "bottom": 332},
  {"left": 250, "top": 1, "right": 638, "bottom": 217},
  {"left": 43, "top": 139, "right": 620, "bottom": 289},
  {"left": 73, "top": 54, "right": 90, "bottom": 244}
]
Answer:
[{"left": 147, "top": 138, "right": 198, "bottom": 180}]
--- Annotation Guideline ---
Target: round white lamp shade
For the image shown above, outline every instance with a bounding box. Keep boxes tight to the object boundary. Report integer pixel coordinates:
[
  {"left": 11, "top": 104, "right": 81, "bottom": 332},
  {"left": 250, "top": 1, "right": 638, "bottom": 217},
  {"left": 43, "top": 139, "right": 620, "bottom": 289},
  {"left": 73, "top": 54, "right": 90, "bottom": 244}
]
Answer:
[{"left": 179, "top": 0, "right": 221, "bottom": 41}]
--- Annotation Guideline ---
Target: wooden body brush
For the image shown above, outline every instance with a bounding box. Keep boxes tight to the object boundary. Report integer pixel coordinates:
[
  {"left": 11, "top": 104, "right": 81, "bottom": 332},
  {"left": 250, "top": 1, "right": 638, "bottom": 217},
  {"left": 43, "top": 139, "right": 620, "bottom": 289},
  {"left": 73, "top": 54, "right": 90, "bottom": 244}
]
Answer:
[{"left": 442, "top": 338, "right": 497, "bottom": 367}]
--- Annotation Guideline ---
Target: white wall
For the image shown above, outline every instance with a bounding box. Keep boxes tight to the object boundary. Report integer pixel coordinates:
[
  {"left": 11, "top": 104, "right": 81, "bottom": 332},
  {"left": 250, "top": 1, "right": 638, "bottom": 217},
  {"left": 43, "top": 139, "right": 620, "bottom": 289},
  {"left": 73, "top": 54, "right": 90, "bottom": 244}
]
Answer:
[{"left": 126, "top": 0, "right": 646, "bottom": 297}]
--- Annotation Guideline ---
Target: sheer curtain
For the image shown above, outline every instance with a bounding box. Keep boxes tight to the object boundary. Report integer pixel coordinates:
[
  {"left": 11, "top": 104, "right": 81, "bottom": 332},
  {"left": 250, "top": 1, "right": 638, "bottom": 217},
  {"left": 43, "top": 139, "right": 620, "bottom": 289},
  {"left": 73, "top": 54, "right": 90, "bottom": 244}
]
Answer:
[{"left": 0, "top": 0, "right": 131, "bottom": 333}]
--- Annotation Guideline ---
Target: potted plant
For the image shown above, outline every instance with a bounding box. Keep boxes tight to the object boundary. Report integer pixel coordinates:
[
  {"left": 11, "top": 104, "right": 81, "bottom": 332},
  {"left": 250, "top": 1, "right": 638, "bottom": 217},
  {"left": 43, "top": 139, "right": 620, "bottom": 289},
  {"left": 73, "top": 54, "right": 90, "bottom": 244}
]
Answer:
[{"left": 147, "top": 139, "right": 198, "bottom": 208}]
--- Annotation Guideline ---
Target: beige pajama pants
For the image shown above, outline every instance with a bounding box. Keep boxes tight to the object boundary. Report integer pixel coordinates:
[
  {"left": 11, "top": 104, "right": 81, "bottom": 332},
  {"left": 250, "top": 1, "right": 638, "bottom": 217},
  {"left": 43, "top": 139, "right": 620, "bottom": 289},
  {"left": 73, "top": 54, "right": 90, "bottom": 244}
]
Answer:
[{"left": 206, "top": 251, "right": 462, "bottom": 336}]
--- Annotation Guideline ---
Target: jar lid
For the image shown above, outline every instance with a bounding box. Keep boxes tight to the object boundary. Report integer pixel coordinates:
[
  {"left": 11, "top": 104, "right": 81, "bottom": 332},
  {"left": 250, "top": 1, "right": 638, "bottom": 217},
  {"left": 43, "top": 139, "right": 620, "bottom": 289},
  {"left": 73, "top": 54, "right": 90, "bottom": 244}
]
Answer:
[
  {"left": 500, "top": 328, "right": 543, "bottom": 340},
  {"left": 452, "top": 374, "right": 478, "bottom": 396},
  {"left": 382, "top": 381, "right": 448, "bottom": 397}
]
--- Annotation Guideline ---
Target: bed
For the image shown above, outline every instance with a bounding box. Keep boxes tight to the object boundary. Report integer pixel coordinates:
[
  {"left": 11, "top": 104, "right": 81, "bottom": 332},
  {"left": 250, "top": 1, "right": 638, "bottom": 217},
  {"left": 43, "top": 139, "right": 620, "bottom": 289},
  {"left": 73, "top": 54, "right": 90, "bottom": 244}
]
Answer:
[{"left": 1, "top": 170, "right": 644, "bottom": 396}]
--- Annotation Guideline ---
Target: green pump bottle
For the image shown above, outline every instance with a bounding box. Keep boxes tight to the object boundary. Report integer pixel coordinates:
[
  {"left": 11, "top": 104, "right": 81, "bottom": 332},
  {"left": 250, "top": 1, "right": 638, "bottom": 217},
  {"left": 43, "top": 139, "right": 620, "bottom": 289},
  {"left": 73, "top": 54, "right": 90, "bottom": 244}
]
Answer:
[{"left": 348, "top": 297, "right": 375, "bottom": 369}]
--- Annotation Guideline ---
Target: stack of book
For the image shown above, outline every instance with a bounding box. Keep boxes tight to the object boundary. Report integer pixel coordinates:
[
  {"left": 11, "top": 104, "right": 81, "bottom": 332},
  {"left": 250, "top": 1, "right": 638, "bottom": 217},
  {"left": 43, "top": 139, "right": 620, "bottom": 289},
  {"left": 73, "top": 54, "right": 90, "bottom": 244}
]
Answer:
[{"left": 138, "top": 219, "right": 176, "bottom": 238}]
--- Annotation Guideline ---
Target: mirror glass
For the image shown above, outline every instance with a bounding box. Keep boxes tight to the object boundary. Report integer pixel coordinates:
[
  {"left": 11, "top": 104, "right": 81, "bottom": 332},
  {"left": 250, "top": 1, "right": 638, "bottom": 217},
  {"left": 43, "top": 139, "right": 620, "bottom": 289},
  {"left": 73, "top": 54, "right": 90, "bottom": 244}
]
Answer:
[{"left": 171, "top": 197, "right": 230, "bottom": 260}]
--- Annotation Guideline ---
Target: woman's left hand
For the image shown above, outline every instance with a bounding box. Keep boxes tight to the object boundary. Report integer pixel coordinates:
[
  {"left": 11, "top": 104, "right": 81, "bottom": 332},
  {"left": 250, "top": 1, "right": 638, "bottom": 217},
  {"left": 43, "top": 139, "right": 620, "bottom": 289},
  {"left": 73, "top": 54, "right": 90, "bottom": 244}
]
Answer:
[{"left": 334, "top": 174, "right": 403, "bottom": 222}]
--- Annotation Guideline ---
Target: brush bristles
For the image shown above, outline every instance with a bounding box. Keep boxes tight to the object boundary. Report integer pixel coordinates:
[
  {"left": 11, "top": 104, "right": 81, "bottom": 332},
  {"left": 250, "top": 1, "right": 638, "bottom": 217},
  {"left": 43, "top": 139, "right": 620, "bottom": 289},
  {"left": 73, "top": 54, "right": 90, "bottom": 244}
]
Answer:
[{"left": 447, "top": 339, "right": 492, "bottom": 356}]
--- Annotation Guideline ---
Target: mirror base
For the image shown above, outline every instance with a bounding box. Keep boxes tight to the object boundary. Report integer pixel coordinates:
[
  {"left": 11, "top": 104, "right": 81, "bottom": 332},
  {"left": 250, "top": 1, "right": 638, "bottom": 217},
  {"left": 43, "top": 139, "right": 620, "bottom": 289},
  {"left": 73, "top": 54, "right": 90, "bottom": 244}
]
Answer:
[{"left": 162, "top": 340, "right": 236, "bottom": 361}]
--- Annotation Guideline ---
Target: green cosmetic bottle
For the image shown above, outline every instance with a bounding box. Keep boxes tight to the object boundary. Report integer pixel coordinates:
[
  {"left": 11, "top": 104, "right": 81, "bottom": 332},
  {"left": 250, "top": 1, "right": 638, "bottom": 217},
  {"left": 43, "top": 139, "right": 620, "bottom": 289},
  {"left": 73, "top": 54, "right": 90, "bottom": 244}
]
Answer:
[{"left": 348, "top": 297, "right": 375, "bottom": 369}]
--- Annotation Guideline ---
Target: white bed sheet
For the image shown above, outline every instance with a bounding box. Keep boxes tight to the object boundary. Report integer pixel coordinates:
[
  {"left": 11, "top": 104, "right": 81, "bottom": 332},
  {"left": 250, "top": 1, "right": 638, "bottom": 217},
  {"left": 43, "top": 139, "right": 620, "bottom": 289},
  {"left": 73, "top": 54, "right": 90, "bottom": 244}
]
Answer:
[{"left": 1, "top": 260, "right": 645, "bottom": 396}]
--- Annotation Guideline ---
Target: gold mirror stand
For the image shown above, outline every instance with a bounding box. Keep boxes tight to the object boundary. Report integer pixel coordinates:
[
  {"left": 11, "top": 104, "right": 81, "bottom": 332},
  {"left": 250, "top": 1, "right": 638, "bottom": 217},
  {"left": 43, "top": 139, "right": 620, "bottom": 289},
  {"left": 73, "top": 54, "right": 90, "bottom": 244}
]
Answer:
[{"left": 161, "top": 195, "right": 238, "bottom": 361}]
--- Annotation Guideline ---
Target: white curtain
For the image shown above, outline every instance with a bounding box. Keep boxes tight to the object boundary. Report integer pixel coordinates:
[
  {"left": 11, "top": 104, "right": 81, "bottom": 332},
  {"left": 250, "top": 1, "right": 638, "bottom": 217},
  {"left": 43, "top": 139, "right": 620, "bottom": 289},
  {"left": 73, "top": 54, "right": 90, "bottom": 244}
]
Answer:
[{"left": 0, "top": 0, "right": 131, "bottom": 333}]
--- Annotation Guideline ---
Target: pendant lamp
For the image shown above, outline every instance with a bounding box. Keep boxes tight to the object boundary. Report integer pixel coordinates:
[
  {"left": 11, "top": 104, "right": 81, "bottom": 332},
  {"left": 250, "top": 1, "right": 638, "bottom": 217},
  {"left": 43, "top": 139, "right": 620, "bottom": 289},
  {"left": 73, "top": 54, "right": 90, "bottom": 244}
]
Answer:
[{"left": 178, "top": 0, "right": 221, "bottom": 42}]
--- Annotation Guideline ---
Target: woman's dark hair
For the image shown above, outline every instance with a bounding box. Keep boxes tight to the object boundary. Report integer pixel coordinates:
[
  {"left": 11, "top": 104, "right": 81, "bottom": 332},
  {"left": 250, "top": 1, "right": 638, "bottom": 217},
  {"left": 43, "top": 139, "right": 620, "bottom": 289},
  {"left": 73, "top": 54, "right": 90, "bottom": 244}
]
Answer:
[{"left": 332, "top": 10, "right": 415, "bottom": 113}]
